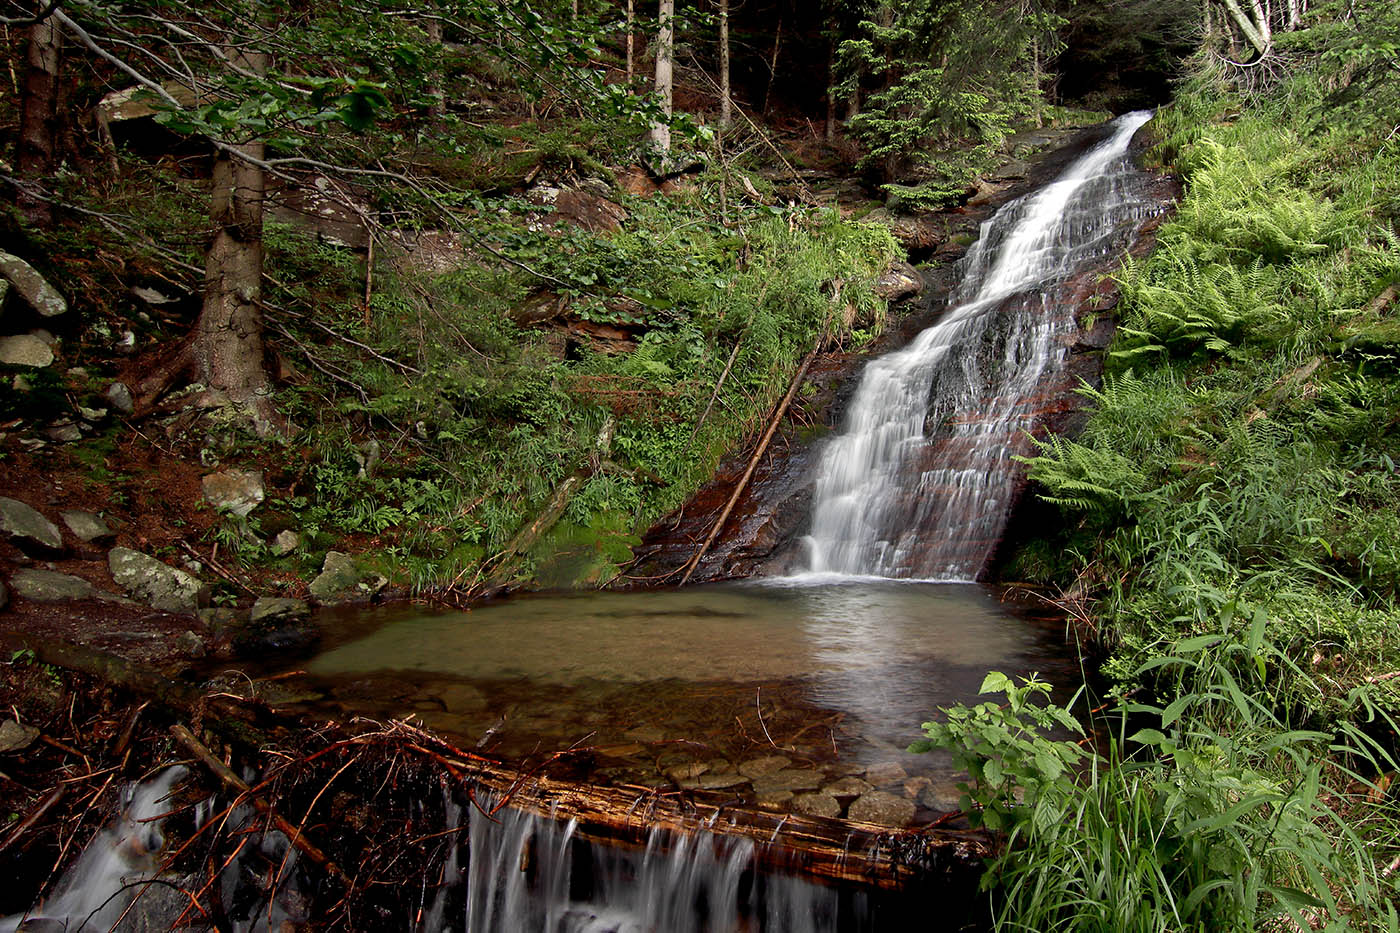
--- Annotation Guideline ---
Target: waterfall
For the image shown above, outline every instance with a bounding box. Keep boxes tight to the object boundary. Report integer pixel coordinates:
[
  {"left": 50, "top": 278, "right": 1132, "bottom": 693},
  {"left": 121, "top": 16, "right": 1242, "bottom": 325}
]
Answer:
[
  {"left": 423, "top": 794, "right": 867, "bottom": 933},
  {"left": 0, "top": 767, "right": 187, "bottom": 933},
  {"left": 802, "top": 111, "right": 1158, "bottom": 581}
]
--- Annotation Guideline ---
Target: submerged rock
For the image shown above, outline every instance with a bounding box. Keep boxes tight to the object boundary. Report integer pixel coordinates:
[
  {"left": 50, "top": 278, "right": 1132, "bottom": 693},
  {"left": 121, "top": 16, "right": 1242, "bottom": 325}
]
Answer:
[
  {"left": 737, "top": 755, "right": 790, "bottom": 778},
  {"left": 0, "top": 497, "right": 63, "bottom": 551},
  {"left": 234, "top": 597, "right": 318, "bottom": 654},
  {"left": 847, "top": 791, "right": 916, "bottom": 827},
  {"left": 108, "top": 547, "right": 209, "bottom": 613},
  {"left": 792, "top": 792, "right": 842, "bottom": 819}
]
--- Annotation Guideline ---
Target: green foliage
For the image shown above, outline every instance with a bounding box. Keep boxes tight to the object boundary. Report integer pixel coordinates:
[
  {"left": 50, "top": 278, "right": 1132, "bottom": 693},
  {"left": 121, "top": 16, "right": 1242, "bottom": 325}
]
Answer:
[
  {"left": 836, "top": 0, "right": 1063, "bottom": 180},
  {"left": 909, "top": 673, "right": 1088, "bottom": 832},
  {"left": 918, "top": 625, "right": 1400, "bottom": 931}
]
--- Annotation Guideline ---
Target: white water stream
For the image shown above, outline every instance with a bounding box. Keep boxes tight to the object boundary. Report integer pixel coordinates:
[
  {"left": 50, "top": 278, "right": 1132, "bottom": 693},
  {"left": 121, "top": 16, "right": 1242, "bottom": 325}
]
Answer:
[{"left": 803, "top": 110, "right": 1156, "bottom": 581}]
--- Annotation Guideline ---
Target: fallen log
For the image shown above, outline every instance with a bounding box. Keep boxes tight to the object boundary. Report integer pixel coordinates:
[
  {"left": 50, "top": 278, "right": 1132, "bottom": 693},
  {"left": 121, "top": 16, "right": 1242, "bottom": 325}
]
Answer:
[
  {"left": 457, "top": 758, "right": 993, "bottom": 890},
  {"left": 679, "top": 345, "right": 819, "bottom": 584}
]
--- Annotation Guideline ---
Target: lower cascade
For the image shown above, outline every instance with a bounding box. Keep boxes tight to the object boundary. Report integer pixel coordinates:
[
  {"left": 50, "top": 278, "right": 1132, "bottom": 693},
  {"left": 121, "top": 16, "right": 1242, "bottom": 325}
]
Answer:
[{"left": 803, "top": 110, "right": 1160, "bottom": 581}]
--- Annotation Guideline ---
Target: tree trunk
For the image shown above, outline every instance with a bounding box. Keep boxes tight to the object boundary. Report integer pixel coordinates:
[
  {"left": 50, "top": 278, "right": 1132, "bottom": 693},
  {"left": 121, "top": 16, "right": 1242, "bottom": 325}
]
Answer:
[
  {"left": 648, "top": 0, "right": 674, "bottom": 153},
  {"left": 625, "top": 0, "right": 634, "bottom": 80},
  {"left": 825, "top": 41, "right": 837, "bottom": 141},
  {"left": 17, "top": 16, "right": 61, "bottom": 225},
  {"left": 197, "top": 49, "right": 277, "bottom": 434},
  {"left": 718, "top": 0, "right": 731, "bottom": 130},
  {"left": 1218, "top": 0, "right": 1271, "bottom": 57},
  {"left": 424, "top": 16, "right": 445, "bottom": 122},
  {"left": 762, "top": 18, "right": 782, "bottom": 116}
]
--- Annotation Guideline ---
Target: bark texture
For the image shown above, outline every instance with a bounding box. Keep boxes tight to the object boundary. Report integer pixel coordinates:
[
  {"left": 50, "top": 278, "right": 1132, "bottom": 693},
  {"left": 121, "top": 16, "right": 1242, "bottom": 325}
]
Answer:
[
  {"left": 17, "top": 17, "right": 61, "bottom": 224},
  {"left": 647, "top": 0, "right": 673, "bottom": 152}
]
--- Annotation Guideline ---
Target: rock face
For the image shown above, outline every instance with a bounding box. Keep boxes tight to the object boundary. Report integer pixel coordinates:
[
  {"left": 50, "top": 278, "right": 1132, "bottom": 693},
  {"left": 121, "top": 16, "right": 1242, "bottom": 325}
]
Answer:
[
  {"left": 308, "top": 551, "right": 387, "bottom": 604},
  {"left": 0, "top": 250, "right": 68, "bottom": 317},
  {"left": 201, "top": 469, "right": 265, "bottom": 517},
  {"left": 108, "top": 547, "right": 209, "bottom": 613},
  {"left": 10, "top": 569, "right": 97, "bottom": 602},
  {"left": 0, "top": 334, "right": 55, "bottom": 368},
  {"left": 0, "top": 497, "right": 63, "bottom": 551}
]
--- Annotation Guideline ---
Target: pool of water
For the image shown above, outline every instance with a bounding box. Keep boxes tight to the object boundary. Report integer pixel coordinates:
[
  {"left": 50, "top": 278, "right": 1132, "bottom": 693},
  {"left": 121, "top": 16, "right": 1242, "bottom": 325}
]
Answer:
[{"left": 257, "top": 580, "right": 1079, "bottom": 820}]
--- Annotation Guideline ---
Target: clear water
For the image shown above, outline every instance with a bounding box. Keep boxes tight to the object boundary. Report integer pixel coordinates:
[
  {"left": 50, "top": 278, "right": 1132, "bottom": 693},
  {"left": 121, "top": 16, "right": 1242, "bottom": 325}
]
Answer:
[{"left": 288, "top": 581, "right": 1076, "bottom": 785}]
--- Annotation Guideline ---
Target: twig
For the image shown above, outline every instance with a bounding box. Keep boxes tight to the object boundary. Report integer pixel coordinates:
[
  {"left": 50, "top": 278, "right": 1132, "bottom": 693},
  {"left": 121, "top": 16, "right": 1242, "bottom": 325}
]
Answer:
[
  {"left": 0, "top": 787, "right": 66, "bottom": 855},
  {"left": 170, "top": 724, "right": 349, "bottom": 884}
]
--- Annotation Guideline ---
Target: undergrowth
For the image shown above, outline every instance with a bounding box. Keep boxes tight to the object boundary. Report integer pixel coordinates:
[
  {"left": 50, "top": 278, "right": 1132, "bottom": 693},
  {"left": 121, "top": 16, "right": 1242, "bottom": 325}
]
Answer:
[{"left": 958, "top": 7, "right": 1400, "bottom": 928}]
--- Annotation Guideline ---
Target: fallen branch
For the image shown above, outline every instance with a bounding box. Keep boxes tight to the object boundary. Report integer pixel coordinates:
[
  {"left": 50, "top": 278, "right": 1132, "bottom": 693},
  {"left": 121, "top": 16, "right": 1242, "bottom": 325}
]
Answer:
[
  {"left": 679, "top": 345, "right": 819, "bottom": 584},
  {"left": 0, "top": 787, "right": 66, "bottom": 856},
  {"left": 170, "top": 724, "right": 348, "bottom": 884}
]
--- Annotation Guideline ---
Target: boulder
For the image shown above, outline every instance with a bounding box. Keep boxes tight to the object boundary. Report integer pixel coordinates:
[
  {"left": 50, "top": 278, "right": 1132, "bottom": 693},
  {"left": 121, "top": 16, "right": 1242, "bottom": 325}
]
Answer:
[
  {"left": 308, "top": 551, "right": 387, "bottom": 604},
  {"left": 873, "top": 261, "right": 925, "bottom": 303},
  {"left": 0, "top": 497, "right": 63, "bottom": 551},
  {"left": 0, "top": 334, "right": 54, "bottom": 368},
  {"left": 0, "top": 250, "right": 67, "bottom": 317},
  {"left": 108, "top": 547, "right": 209, "bottom": 613},
  {"left": 847, "top": 791, "right": 916, "bottom": 828},
  {"left": 60, "top": 509, "right": 115, "bottom": 543},
  {"left": 10, "top": 569, "right": 97, "bottom": 602},
  {"left": 201, "top": 469, "right": 265, "bottom": 517}
]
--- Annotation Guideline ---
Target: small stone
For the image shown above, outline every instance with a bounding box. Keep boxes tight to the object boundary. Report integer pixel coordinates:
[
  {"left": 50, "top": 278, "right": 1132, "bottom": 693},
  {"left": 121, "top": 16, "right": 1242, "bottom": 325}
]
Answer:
[
  {"left": 707, "top": 758, "right": 734, "bottom": 774},
  {"left": 202, "top": 469, "right": 265, "bottom": 517},
  {"left": 249, "top": 596, "right": 310, "bottom": 625},
  {"left": 0, "top": 719, "right": 41, "bottom": 753},
  {"left": 174, "top": 630, "right": 207, "bottom": 658},
  {"left": 751, "top": 769, "right": 823, "bottom": 795},
  {"left": 10, "top": 569, "right": 96, "bottom": 602},
  {"left": 0, "top": 249, "right": 68, "bottom": 317},
  {"left": 104, "top": 382, "right": 135, "bottom": 415},
  {"left": 433, "top": 684, "right": 488, "bottom": 713},
  {"left": 821, "top": 776, "right": 873, "bottom": 799},
  {"left": 623, "top": 725, "right": 666, "bottom": 743},
  {"left": 76, "top": 405, "right": 108, "bottom": 422},
  {"left": 864, "top": 761, "right": 909, "bottom": 787},
  {"left": 738, "top": 755, "right": 791, "bottom": 778},
  {"left": 665, "top": 761, "right": 709, "bottom": 782},
  {"left": 43, "top": 420, "right": 82, "bottom": 443},
  {"left": 353, "top": 438, "right": 381, "bottom": 478},
  {"left": 0, "top": 497, "right": 63, "bottom": 551},
  {"left": 792, "top": 793, "right": 842, "bottom": 819},
  {"left": 271, "top": 529, "right": 300, "bottom": 555},
  {"left": 108, "top": 547, "right": 209, "bottom": 613},
  {"left": 847, "top": 791, "right": 917, "bottom": 828},
  {"left": 754, "top": 787, "right": 793, "bottom": 809},
  {"left": 29, "top": 328, "right": 55, "bottom": 346},
  {"left": 919, "top": 782, "right": 965, "bottom": 813},
  {"left": 902, "top": 776, "right": 933, "bottom": 800},
  {"left": 0, "top": 334, "right": 54, "bottom": 368}
]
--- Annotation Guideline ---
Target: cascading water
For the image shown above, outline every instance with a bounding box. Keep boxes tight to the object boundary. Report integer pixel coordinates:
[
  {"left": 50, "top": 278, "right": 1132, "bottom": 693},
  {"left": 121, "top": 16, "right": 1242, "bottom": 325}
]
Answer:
[
  {"left": 425, "top": 793, "right": 871, "bottom": 933},
  {"left": 803, "top": 110, "right": 1159, "bottom": 581}
]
